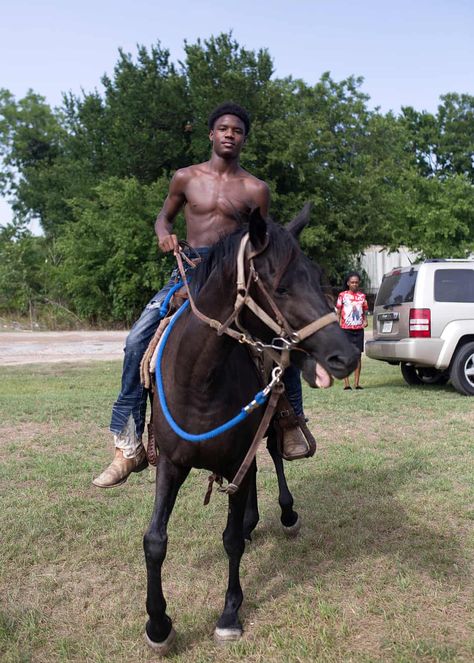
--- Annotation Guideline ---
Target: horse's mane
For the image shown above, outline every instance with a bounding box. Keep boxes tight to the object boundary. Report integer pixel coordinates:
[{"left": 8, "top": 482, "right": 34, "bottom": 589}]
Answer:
[{"left": 190, "top": 219, "right": 299, "bottom": 296}]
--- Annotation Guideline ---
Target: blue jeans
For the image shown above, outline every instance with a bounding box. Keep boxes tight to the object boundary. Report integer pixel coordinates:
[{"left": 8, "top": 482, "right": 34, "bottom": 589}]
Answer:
[{"left": 110, "top": 249, "right": 303, "bottom": 437}]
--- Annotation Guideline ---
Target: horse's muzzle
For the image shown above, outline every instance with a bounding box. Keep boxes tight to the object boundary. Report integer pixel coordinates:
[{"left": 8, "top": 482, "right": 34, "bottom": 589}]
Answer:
[
  {"left": 301, "top": 348, "right": 359, "bottom": 387},
  {"left": 324, "top": 349, "right": 360, "bottom": 379}
]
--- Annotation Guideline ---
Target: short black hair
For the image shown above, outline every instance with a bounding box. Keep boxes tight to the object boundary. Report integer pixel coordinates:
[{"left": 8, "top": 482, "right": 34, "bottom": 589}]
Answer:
[
  {"left": 208, "top": 102, "right": 251, "bottom": 135},
  {"left": 345, "top": 271, "right": 361, "bottom": 288}
]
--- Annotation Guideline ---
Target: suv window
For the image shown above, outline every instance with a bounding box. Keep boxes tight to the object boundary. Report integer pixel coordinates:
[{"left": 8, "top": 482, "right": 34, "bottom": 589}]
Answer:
[
  {"left": 434, "top": 269, "right": 474, "bottom": 302},
  {"left": 375, "top": 270, "right": 418, "bottom": 306}
]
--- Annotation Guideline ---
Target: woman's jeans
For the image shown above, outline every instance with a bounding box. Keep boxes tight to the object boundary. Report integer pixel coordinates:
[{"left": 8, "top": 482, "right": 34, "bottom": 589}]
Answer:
[{"left": 110, "top": 250, "right": 303, "bottom": 451}]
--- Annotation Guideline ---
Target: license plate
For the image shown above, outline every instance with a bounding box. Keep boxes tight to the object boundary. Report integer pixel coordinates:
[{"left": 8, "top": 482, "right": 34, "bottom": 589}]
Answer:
[{"left": 382, "top": 321, "right": 393, "bottom": 333}]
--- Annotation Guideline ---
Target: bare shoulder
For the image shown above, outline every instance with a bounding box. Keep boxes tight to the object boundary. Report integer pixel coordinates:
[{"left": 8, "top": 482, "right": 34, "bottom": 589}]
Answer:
[
  {"left": 173, "top": 162, "right": 210, "bottom": 185},
  {"left": 241, "top": 170, "right": 269, "bottom": 193},
  {"left": 170, "top": 166, "right": 194, "bottom": 186},
  {"left": 241, "top": 170, "right": 270, "bottom": 211}
]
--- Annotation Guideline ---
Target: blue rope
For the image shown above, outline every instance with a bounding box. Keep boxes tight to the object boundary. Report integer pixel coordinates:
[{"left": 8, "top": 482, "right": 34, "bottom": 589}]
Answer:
[
  {"left": 159, "top": 281, "right": 186, "bottom": 318},
  {"left": 155, "top": 299, "right": 269, "bottom": 442}
]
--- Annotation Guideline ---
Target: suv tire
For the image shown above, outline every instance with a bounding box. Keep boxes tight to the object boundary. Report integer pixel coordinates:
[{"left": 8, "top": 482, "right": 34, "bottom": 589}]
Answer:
[
  {"left": 450, "top": 342, "right": 474, "bottom": 396},
  {"left": 400, "top": 363, "right": 449, "bottom": 386}
]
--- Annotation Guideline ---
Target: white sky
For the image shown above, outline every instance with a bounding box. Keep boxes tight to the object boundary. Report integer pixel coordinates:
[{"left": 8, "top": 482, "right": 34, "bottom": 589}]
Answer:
[{"left": 1, "top": 0, "right": 473, "bottom": 228}]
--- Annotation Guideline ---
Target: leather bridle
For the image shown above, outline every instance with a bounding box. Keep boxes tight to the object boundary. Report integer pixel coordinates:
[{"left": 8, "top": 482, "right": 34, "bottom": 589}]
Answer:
[{"left": 175, "top": 232, "right": 337, "bottom": 369}]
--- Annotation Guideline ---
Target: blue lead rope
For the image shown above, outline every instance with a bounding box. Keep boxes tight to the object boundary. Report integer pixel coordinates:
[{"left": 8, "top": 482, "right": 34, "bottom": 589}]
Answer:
[
  {"left": 155, "top": 295, "right": 269, "bottom": 442},
  {"left": 159, "top": 281, "right": 186, "bottom": 318}
]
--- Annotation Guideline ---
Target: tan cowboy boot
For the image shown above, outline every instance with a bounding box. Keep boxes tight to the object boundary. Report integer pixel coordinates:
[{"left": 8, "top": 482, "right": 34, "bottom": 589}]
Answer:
[
  {"left": 92, "top": 446, "right": 148, "bottom": 488},
  {"left": 279, "top": 414, "right": 317, "bottom": 460},
  {"left": 273, "top": 393, "right": 317, "bottom": 461}
]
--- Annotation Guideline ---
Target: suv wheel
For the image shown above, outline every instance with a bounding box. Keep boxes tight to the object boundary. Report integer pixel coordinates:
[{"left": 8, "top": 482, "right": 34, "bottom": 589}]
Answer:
[
  {"left": 400, "top": 363, "right": 449, "bottom": 386},
  {"left": 450, "top": 342, "right": 474, "bottom": 396}
]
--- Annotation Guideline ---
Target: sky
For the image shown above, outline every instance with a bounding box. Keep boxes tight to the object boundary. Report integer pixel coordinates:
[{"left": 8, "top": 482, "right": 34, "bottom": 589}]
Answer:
[{"left": 1, "top": 0, "right": 473, "bottom": 228}]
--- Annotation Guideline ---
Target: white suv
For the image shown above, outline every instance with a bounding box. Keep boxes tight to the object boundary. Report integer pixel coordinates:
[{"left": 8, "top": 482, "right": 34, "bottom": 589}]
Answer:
[{"left": 365, "top": 260, "right": 474, "bottom": 395}]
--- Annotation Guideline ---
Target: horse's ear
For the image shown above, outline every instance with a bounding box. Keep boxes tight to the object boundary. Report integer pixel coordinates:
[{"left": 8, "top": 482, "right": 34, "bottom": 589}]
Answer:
[
  {"left": 286, "top": 201, "right": 312, "bottom": 238},
  {"left": 248, "top": 207, "right": 268, "bottom": 251}
]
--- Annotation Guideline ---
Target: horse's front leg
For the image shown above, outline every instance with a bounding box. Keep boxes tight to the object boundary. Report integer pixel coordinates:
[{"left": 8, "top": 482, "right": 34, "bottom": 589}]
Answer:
[
  {"left": 243, "top": 463, "right": 259, "bottom": 542},
  {"left": 144, "top": 454, "right": 190, "bottom": 655},
  {"left": 215, "top": 477, "right": 250, "bottom": 642},
  {"left": 267, "top": 429, "right": 301, "bottom": 535}
]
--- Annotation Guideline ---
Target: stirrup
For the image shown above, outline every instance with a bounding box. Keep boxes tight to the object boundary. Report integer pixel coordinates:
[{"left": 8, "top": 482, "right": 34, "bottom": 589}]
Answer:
[{"left": 274, "top": 395, "right": 316, "bottom": 461}]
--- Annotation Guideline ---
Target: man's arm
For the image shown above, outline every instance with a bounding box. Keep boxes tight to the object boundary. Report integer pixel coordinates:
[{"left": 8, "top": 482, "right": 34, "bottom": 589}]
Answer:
[
  {"left": 253, "top": 180, "right": 270, "bottom": 220},
  {"left": 154, "top": 169, "right": 188, "bottom": 253}
]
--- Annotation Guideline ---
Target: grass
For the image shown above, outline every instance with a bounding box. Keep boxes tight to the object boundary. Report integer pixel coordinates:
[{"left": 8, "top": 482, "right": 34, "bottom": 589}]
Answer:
[{"left": 0, "top": 358, "right": 473, "bottom": 662}]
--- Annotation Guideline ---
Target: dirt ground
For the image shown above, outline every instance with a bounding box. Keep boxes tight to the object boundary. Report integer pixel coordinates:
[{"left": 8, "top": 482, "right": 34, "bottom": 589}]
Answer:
[
  {"left": 0, "top": 330, "right": 128, "bottom": 366},
  {"left": 0, "top": 329, "right": 373, "bottom": 366}
]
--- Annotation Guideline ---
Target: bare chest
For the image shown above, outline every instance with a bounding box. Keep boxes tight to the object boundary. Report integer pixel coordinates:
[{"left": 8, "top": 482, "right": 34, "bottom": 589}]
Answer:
[{"left": 185, "top": 177, "right": 254, "bottom": 217}]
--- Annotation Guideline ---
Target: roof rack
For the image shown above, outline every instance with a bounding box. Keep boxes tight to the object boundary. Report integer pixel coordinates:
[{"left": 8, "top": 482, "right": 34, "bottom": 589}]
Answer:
[{"left": 423, "top": 258, "right": 473, "bottom": 263}]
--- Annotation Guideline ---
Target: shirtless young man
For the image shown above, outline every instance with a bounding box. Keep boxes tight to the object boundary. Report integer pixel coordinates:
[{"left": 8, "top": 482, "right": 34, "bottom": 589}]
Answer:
[{"left": 93, "top": 102, "right": 309, "bottom": 489}]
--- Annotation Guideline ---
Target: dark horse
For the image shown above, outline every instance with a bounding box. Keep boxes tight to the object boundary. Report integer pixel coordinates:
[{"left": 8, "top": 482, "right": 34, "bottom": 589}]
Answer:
[{"left": 144, "top": 206, "right": 358, "bottom": 654}]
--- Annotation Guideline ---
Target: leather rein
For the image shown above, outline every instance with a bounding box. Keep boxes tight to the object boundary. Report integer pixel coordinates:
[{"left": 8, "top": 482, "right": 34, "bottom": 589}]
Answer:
[{"left": 173, "top": 233, "right": 337, "bottom": 495}]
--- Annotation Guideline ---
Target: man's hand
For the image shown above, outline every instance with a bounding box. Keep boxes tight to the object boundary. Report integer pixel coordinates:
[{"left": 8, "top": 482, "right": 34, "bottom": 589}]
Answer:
[{"left": 158, "top": 234, "right": 179, "bottom": 253}]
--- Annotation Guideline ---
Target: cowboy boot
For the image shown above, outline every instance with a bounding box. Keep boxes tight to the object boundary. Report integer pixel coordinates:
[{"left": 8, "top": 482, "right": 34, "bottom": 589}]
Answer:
[
  {"left": 92, "top": 445, "right": 148, "bottom": 488},
  {"left": 274, "top": 395, "right": 317, "bottom": 461}
]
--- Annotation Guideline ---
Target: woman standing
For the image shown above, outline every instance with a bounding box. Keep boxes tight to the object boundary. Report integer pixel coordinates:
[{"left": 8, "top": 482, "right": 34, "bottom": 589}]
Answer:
[{"left": 336, "top": 272, "right": 369, "bottom": 390}]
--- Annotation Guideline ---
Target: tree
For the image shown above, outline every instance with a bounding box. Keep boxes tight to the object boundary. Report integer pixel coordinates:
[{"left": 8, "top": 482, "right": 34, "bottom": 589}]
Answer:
[
  {"left": 0, "top": 222, "right": 47, "bottom": 318},
  {"left": 55, "top": 176, "right": 172, "bottom": 323},
  {"left": 390, "top": 172, "right": 474, "bottom": 258},
  {"left": 402, "top": 93, "right": 474, "bottom": 182},
  {"left": 64, "top": 43, "right": 189, "bottom": 184},
  {"left": 1, "top": 34, "right": 472, "bottom": 324},
  {"left": 0, "top": 89, "right": 64, "bottom": 232}
]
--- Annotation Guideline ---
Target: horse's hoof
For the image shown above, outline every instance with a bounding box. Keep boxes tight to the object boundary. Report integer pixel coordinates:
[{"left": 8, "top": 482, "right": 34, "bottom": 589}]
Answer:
[
  {"left": 282, "top": 515, "right": 301, "bottom": 537},
  {"left": 145, "top": 627, "right": 176, "bottom": 656},
  {"left": 214, "top": 626, "right": 243, "bottom": 643}
]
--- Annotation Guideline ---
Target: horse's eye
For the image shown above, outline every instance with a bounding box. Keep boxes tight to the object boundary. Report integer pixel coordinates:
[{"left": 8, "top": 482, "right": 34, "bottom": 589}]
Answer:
[{"left": 275, "top": 287, "right": 288, "bottom": 296}]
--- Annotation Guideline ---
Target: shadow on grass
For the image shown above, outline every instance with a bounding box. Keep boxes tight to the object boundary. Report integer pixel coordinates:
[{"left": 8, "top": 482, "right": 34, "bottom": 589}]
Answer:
[{"left": 169, "top": 456, "right": 468, "bottom": 648}]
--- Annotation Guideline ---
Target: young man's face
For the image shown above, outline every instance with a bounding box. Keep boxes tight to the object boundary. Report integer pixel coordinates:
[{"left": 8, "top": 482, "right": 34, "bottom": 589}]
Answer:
[{"left": 209, "top": 114, "right": 247, "bottom": 159}]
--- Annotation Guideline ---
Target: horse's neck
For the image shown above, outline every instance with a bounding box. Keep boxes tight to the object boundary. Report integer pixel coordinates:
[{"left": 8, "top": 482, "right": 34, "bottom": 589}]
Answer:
[{"left": 171, "top": 301, "right": 237, "bottom": 388}]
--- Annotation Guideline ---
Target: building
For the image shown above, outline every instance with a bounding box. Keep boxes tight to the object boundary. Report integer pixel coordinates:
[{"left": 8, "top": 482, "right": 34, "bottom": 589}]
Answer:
[{"left": 359, "top": 245, "right": 419, "bottom": 295}]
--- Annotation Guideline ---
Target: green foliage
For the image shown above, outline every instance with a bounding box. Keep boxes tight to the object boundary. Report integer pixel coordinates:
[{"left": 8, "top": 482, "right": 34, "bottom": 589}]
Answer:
[
  {"left": 63, "top": 43, "right": 189, "bottom": 185},
  {"left": 402, "top": 93, "right": 474, "bottom": 181},
  {"left": 1, "top": 33, "right": 473, "bottom": 324},
  {"left": 55, "top": 177, "right": 172, "bottom": 323},
  {"left": 392, "top": 172, "right": 474, "bottom": 258},
  {"left": 0, "top": 222, "right": 47, "bottom": 314},
  {"left": 0, "top": 89, "right": 65, "bottom": 231}
]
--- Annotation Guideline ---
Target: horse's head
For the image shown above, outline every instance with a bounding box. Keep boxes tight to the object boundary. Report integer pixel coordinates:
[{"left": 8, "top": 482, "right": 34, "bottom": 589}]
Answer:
[{"left": 244, "top": 204, "right": 359, "bottom": 387}]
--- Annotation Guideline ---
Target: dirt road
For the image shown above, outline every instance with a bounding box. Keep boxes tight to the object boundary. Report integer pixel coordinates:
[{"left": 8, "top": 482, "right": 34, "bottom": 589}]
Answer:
[
  {"left": 0, "top": 328, "right": 373, "bottom": 366},
  {"left": 0, "top": 331, "right": 128, "bottom": 366}
]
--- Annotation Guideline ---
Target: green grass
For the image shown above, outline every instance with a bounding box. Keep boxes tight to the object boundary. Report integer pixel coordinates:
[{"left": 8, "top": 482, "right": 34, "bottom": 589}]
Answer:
[{"left": 1, "top": 359, "right": 473, "bottom": 662}]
